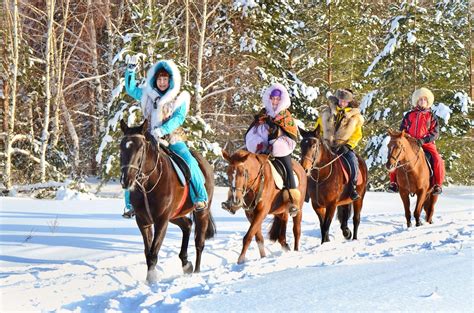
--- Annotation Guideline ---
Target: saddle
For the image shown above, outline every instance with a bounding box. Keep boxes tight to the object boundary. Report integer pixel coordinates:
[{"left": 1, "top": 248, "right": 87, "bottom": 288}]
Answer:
[
  {"left": 339, "top": 157, "right": 363, "bottom": 185},
  {"left": 268, "top": 158, "right": 299, "bottom": 190},
  {"left": 424, "top": 151, "right": 435, "bottom": 186},
  {"left": 160, "top": 144, "right": 190, "bottom": 187}
]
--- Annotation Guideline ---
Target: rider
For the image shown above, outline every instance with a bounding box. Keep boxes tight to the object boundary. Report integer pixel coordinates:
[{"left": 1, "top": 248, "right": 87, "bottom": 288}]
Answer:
[
  {"left": 314, "top": 89, "right": 364, "bottom": 201},
  {"left": 121, "top": 56, "right": 208, "bottom": 218},
  {"left": 245, "top": 83, "right": 300, "bottom": 216},
  {"left": 388, "top": 87, "right": 445, "bottom": 195}
]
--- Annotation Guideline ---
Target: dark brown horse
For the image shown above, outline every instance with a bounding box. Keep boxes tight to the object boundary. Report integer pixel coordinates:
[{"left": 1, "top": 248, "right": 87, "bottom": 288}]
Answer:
[
  {"left": 119, "top": 119, "right": 216, "bottom": 282},
  {"left": 221, "top": 150, "right": 307, "bottom": 264},
  {"left": 299, "top": 127, "right": 368, "bottom": 244},
  {"left": 386, "top": 129, "right": 438, "bottom": 227}
]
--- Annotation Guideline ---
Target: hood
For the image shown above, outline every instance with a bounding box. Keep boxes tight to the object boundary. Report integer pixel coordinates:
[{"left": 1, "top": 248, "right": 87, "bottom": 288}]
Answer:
[
  {"left": 143, "top": 60, "right": 182, "bottom": 107},
  {"left": 262, "top": 83, "right": 291, "bottom": 117}
]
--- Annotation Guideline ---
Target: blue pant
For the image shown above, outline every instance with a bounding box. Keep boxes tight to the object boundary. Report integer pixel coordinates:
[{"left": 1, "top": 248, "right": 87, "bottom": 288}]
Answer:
[
  {"left": 342, "top": 149, "right": 359, "bottom": 184},
  {"left": 123, "top": 142, "right": 208, "bottom": 209}
]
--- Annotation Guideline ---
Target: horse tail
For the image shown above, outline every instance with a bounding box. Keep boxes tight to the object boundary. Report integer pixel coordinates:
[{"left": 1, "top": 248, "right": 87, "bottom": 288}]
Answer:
[
  {"left": 269, "top": 216, "right": 283, "bottom": 242},
  {"left": 337, "top": 204, "right": 353, "bottom": 225},
  {"left": 205, "top": 210, "right": 217, "bottom": 239}
]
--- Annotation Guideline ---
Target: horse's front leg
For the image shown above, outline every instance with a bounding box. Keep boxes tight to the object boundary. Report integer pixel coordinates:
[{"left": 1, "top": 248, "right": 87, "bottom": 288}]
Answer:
[
  {"left": 137, "top": 220, "right": 153, "bottom": 269},
  {"left": 238, "top": 204, "right": 267, "bottom": 264},
  {"left": 146, "top": 217, "right": 169, "bottom": 283},
  {"left": 255, "top": 229, "right": 266, "bottom": 258},
  {"left": 399, "top": 190, "right": 411, "bottom": 227},
  {"left": 414, "top": 191, "right": 427, "bottom": 227},
  {"left": 193, "top": 210, "right": 210, "bottom": 273},
  {"left": 321, "top": 203, "right": 337, "bottom": 244},
  {"left": 292, "top": 208, "right": 302, "bottom": 251},
  {"left": 170, "top": 216, "right": 193, "bottom": 274}
]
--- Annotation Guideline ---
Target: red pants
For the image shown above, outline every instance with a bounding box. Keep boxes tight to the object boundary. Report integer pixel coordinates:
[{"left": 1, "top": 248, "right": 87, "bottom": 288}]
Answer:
[{"left": 389, "top": 143, "right": 445, "bottom": 186}]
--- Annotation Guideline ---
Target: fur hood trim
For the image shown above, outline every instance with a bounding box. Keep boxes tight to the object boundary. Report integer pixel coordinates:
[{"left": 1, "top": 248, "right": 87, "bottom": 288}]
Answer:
[
  {"left": 141, "top": 60, "right": 182, "bottom": 110},
  {"left": 262, "top": 83, "right": 291, "bottom": 117},
  {"left": 411, "top": 87, "right": 434, "bottom": 107}
]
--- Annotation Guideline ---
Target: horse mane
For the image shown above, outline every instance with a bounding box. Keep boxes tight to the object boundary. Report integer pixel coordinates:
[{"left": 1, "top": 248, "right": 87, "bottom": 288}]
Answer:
[{"left": 231, "top": 150, "right": 251, "bottom": 163}]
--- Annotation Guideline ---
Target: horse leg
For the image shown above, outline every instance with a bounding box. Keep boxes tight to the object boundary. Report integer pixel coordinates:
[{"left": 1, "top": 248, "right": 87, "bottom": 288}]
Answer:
[
  {"left": 170, "top": 217, "right": 194, "bottom": 274},
  {"left": 292, "top": 209, "right": 302, "bottom": 251},
  {"left": 238, "top": 207, "right": 266, "bottom": 264},
  {"left": 425, "top": 194, "right": 437, "bottom": 224},
  {"left": 399, "top": 191, "right": 412, "bottom": 228},
  {"left": 321, "top": 204, "right": 337, "bottom": 244},
  {"left": 193, "top": 210, "right": 210, "bottom": 273},
  {"left": 278, "top": 214, "right": 290, "bottom": 251},
  {"left": 312, "top": 204, "right": 326, "bottom": 243},
  {"left": 255, "top": 229, "right": 266, "bottom": 258},
  {"left": 137, "top": 221, "right": 153, "bottom": 276},
  {"left": 352, "top": 198, "right": 363, "bottom": 240},
  {"left": 337, "top": 204, "right": 352, "bottom": 240},
  {"left": 146, "top": 218, "right": 169, "bottom": 283},
  {"left": 414, "top": 191, "right": 427, "bottom": 227}
]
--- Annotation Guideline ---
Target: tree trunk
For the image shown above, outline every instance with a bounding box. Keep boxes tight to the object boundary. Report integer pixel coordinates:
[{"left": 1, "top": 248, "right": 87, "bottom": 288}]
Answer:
[
  {"left": 4, "top": 0, "right": 20, "bottom": 190},
  {"left": 61, "top": 96, "right": 80, "bottom": 175},
  {"left": 184, "top": 0, "right": 190, "bottom": 82},
  {"left": 327, "top": 3, "right": 333, "bottom": 89},
  {"left": 194, "top": 0, "right": 208, "bottom": 117},
  {"left": 40, "top": 0, "right": 56, "bottom": 182}
]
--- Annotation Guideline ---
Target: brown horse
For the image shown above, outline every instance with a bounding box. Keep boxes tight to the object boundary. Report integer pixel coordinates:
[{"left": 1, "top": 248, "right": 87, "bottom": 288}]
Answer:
[
  {"left": 299, "top": 127, "right": 368, "bottom": 244},
  {"left": 119, "top": 119, "right": 216, "bottom": 282},
  {"left": 386, "top": 129, "right": 438, "bottom": 227},
  {"left": 221, "top": 150, "right": 307, "bottom": 264}
]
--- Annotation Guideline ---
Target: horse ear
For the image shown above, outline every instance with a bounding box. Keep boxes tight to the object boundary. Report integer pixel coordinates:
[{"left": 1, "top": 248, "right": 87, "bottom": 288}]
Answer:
[
  {"left": 222, "top": 150, "right": 231, "bottom": 163},
  {"left": 388, "top": 128, "right": 394, "bottom": 136},
  {"left": 141, "top": 119, "right": 149, "bottom": 134},
  {"left": 120, "top": 119, "right": 128, "bottom": 133},
  {"left": 313, "top": 125, "right": 321, "bottom": 138},
  {"left": 298, "top": 126, "right": 311, "bottom": 138},
  {"left": 401, "top": 129, "right": 405, "bottom": 137}
]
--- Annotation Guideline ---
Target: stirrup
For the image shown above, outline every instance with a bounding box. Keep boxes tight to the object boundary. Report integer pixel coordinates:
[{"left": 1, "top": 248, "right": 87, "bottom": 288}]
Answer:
[
  {"left": 122, "top": 208, "right": 135, "bottom": 219},
  {"left": 432, "top": 185, "right": 442, "bottom": 195},
  {"left": 387, "top": 183, "right": 399, "bottom": 193},
  {"left": 288, "top": 205, "right": 299, "bottom": 218},
  {"left": 193, "top": 201, "right": 207, "bottom": 212}
]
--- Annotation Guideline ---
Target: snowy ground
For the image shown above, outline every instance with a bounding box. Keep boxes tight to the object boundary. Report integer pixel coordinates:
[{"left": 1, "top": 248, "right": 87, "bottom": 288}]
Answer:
[{"left": 0, "top": 184, "right": 472, "bottom": 312}]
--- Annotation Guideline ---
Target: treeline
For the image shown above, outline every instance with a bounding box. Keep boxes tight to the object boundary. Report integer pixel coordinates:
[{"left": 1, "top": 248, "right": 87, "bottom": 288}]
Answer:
[{"left": 1, "top": 0, "right": 472, "bottom": 190}]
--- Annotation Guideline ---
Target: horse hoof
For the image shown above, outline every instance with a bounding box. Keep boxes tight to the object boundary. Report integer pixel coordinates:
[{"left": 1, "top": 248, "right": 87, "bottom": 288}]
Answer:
[
  {"left": 237, "top": 257, "right": 245, "bottom": 264},
  {"left": 343, "top": 229, "right": 352, "bottom": 240},
  {"left": 183, "top": 261, "right": 193, "bottom": 274},
  {"left": 282, "top": 244, "right": 290, "bottom": 252},
  {"left": 146, "top": 269, "right": 159, "bottom": 284},
  {"left": 416, "top": 222, "right": 422, "bottom": 227}
]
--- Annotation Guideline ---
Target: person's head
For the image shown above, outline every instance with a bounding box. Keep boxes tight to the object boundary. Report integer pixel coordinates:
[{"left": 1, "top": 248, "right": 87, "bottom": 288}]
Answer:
[
  {"left": 154, "top": 68, "right": 171, "bottom": 92},
  {"left": 411, "top": 87, "right": 434, "bottom": 109},
  {"left": 270, "top": 89, "right": 282, "bottom": 111},
  {"left": 335, "top": 89, "right": 354, "bottom": 108}
]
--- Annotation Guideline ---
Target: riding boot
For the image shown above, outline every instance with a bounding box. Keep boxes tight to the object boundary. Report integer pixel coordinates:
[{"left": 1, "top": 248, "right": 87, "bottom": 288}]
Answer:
[
  {"left": 283, "top": 188, "right": 301, "bottom": 217},
  {"left": 122, "top": 189, "right": 135, "bottom": 219},
  {"left": 349, "top": 182, "right": 360, "bottom": 201}
]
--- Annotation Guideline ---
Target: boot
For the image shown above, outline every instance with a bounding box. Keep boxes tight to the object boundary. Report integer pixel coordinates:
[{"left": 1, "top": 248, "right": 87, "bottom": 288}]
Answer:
[
  {"left": 122, "top": 207, "right": 135, "bottom": 219},
  {"left": 349, "top": 183, "right": 360, "bottom": 201},
  {"left": 387, "top": 182, "right": 399, "bottom": 193},
  {"left": 432, "top": 184, "right": 442, "bottom": 195},
  {"left": 283, "top": 189, "right": 301, "bottom": 218}
]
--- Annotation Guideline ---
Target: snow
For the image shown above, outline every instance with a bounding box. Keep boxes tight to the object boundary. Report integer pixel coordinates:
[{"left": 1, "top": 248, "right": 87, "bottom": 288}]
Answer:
[
  {"left": 432, "top": 102, "right": 452, "bottom": 124},
  {"left": 454, "top": 91, "right": 471, "bottom": 115},
  {"left": 1, "top": 183, "right": 472, "bottom": 312},
  {"left": 359, "top": 90, "right": 377, "bottom": 114}
]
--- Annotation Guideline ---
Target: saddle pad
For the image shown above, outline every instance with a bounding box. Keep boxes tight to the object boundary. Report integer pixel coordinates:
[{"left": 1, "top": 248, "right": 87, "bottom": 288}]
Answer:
[
  {"left": 169, "top": 157, "right": 187, "bottom": 186},
  {"left": 268, "top": 161, "right": 299, "bottom": 190},
  {"left": 338, "top": 158, "right": 363, "bottom": 185}
]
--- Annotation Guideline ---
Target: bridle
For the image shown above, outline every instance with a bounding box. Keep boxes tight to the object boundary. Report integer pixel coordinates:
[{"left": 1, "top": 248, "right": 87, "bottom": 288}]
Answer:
[
  {"left": 120, "top": 133, "right": 163, "bottom": 221},
  {"left": 230, "top": 161, "right": 266, "bottom": 211},
  {"left": 387, "top": 139, "right": 421, "bottom": 172},
  {"left": 302, "top": 137, "right": 343, "bottom": 183}
]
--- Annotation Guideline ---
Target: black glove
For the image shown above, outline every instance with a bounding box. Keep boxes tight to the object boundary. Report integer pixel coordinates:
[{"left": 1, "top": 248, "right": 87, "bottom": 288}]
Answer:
[
  {"left": 416, "top": 138, "right": 424, "bottom": 147},
  {"left": 337, "top": 144, "right": 351, "bottom": 155}
]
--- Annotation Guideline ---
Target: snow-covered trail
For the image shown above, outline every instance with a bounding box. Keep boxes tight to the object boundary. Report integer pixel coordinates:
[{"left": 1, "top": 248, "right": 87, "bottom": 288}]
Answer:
[{"left": 0, "top": 186, "right": 472, "bottom": 312}]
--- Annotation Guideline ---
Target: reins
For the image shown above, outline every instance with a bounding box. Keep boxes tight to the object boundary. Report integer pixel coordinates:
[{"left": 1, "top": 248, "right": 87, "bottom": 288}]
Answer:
[
  {"left": 121, "top": 134, "right": 163, "bottom": 222},
  {"left": 232, "top": 160, "right": 266, "bottom": 211},
  {"left": 388, "top": 139, "right": 423, "bottom": 196}
]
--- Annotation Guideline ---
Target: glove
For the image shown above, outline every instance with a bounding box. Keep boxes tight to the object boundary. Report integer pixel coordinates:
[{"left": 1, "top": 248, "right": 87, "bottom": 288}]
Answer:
[
  {"left": 337, "top": 144, "right": 351, "bottom": 155},
  {"left": 125, "top": 55, "right": 139, "bottom": 72},
  {"left": 151, "top": 127, "right": 163, "bottom": 139},
  {"left": 416, "top": 138, "right": 424, "bottom": 147}
]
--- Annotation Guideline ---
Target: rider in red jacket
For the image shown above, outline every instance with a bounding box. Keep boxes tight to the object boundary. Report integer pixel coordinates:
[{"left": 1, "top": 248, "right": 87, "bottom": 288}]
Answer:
[{"left": 388, "top": 87, "right": 445, "bottom": 195}]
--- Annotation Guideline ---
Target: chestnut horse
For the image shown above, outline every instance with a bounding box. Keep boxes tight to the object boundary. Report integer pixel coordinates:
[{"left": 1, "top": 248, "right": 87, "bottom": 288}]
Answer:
[
  {"left": 386, "top": 129, "right": 438, "bottom": 227},
  {"left": 299, "top": 127, "right": 368, "bottom": 244},
  {"left": 221, "top": 150, "right": 307, "bottom": 264},
  {"left": 119, "top": 119, "right": 216, "bottom": 282}
]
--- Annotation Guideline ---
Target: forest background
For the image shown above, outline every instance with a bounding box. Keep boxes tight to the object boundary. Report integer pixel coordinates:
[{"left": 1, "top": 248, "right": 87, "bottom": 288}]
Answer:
[{"left": 1, "top": 0, "right": 472, "bottom": 192}]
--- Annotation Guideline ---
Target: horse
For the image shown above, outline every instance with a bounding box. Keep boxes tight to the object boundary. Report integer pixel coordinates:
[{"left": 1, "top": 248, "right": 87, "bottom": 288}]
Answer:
[
  {"left": 299, "top": 127, "right": 368, "bottom": 244},
  {"left": 119, "top": 119, "right": 216, "bottom": 282},
  {"left": 221, "top": 150, "right": 307, "bottom": 264},
  {"left": 386, "top": 129, "right": 439, "bottom": 227}
]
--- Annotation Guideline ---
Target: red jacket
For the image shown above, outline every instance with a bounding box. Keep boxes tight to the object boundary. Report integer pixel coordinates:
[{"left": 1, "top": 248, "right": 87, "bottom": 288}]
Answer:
[{"left": 400, "top": 107, "right": 439, "bottom": 144}]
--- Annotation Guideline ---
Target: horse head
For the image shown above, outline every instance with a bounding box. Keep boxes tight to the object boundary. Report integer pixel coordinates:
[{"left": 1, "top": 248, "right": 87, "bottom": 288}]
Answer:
[
  {"left": 119, "top": 119, "right": 153, "bottom": 190},
  {"left": 221, "top": 150, "right": 268, "bottom": 214},
  {"left": 386, "top": 129, "right": 419, "bottom": 172},
  {"left": 299, "top": 126, "right": 323, "bottom": 174}
]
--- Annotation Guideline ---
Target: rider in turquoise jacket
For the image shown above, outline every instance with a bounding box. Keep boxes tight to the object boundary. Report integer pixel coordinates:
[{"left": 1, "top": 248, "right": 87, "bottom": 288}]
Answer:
[{"left": 122, "top": 57, "right": 208, "bottom": 218}]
